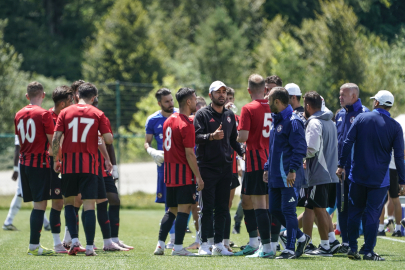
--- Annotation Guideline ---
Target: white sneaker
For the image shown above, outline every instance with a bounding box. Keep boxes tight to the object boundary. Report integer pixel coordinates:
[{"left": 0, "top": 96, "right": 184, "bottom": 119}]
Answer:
[
  {"left": 212, "top": 243, "right": 234, "bottom": 256},
  {"left": 172, "top": 248, "right": 196, "bottom": 256},
  {"left": 154, "top": 245, "right": 165, "bottom": 255},
  {"left": 198, "top": 242, "right": 212, "bottom": 255},
  {"left": 103, "top": 242, "right": 129, "bottom": 251},
  {"left": 165, "top": 241, "right": 174, "bottom": 249}
]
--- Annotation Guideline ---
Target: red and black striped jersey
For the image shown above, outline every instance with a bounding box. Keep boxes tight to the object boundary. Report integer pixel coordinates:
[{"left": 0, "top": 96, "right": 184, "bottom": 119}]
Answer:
[
  {"left": 15, "top": 105, "right": 54, "bottom": 168},
  {"left": 232, "top": 114, "right": 240, "bottom": 174},
  {"left": 55, "top": 104, "right": 111, "bottom": 174},
  {"left": 49, "top": 107, "right": 58, "bottom": 125},
  {"left": 238, "top": 99, "right": 271, "bottom": 172},
  {"left": 163, "top": 113, "right": 195, "bottom": 187}
]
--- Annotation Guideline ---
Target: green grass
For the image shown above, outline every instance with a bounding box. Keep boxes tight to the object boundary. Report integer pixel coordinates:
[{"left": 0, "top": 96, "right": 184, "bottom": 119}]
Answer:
[{"left": 0, "top": 209, "right": 404, "bottom": 269}]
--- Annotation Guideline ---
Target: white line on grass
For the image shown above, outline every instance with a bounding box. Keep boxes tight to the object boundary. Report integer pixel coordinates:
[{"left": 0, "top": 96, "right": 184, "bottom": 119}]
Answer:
[{"left": 378, "top": 236, "right": 405, "bottom": 243}]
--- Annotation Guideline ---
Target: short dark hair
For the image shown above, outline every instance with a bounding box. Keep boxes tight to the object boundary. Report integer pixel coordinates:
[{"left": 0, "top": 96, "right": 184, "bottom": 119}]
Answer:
[
  {"left": 196, "top": 96, "right": 207, "bottom": 106},
  {"left": 155, "top": 88, "right": 171, "bottom": 102},
  {"left": 265, "top": 75, "right": 282, "bottom": 86},
  {"left": 226, "top": 87, "right": 235, "bottom": 97},
  {"left": 52, "top": 85, "right": 73, "bottom": 106},
  {"left": 290, "top": 95, "right": 301, "bottom": 102},
  {"left": 78, "top": 83, "right": 98, "bottom": 100},
  {"left": 269, "top": 87, "right": 289, "bottom": 105},
  {"left": 71, "top": 80, "right": 85, "bottom": 93},
  {"left": 304, "top": 91, "right": 322, "bottom": 110},
  {"left": 27, "top": 81, "right": 44, "bottom": 98},
  {"left": 176, "top": 87, "right": 195, "bottom": 106},
  {"left": 248, "top": 74, "right": 265, "bottom": 93}
]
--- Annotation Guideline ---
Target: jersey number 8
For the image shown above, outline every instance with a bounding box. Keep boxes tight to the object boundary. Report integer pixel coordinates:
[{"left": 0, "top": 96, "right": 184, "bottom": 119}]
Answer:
[{"left": 164, "top": 127, "right": 172, "bottom": 151}]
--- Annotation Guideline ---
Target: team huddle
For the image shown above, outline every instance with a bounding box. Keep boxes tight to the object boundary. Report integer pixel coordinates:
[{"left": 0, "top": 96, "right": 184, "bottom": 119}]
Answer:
[{"left": 145, "top": 74, "right": 405, "bottom": 260}]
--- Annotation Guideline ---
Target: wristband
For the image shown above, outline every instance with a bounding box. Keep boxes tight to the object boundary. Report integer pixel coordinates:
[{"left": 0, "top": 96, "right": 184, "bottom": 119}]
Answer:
[
  {"left": 13, "top": 166, "right": 19, "bottom": 172},
  {"left": 289, "top": 169, "right": 296, "bottom": 173}
]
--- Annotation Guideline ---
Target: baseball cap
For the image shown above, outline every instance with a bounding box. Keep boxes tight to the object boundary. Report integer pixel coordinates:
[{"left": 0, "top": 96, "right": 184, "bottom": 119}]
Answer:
[
  {"left": 370, "top": 90, "right": 394, "bottom": 107},
  {"left": 285, "top": 83, "right": 302, "bottom": 96},
  {"left": 209, "top": 81, "right": 226, "bottom": 94}
]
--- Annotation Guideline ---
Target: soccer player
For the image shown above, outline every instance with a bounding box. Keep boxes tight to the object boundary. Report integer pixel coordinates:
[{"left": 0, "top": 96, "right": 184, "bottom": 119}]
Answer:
[
  {"left": 264, "top": 75, "right": 282, "bottom": 98},
  {"left": 53, "top": 82, "right": 113, "bottom": 256},
  {"left": 153, "top": 87, "right": 204, "bottom": 256},
  {"left": 336, "top": 90, "right": 405, "bottom": 261},
  {"left": 264, "top": 87, "right": 310, "bottom": 259},
  {"left": 144, "top": 88, "right": 177, "bottom": 248},
  {"left": 234, "top": 74, "right": 273, "bottom": 258},
  {"left": 335, "top": 83, "right": 370, "bottom": 253},
  {"left": 194, "top": 81, "right": 244, "bottom": 256},
  {"left": 15, "top": 81, "right": 55, "bottom": 255}
]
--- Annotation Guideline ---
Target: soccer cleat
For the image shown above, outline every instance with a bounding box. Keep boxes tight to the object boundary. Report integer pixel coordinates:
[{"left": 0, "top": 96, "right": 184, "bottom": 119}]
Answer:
[
  {"left": 275, "top": 250, "right": 296, "bottom": 259},
  {"left": 186, "top": 242, "right": 200, "bottom": 250},
  {"left": 337, "top": 244, "right": 349, "bottom": 254},
  {"left": 44, "top": 224, "right": 51, "bottom": 231},
  {"left": 304, "top": 243, "right": 317, "bottom": 254},
  {"left": 68, "top": 242, "right": 82, "bottom": 256},
  {"left": 401, "top": 218, "right": 405, "bottom": 229},
  {"left": 198, "top": 242, "right": 212, "bottom": 255},
  {"left": 386, "top": 219, "right": 395, "bottom": 232},
  {"left": 233, "top": 245, "right": 258, "bottom": 256},
  {"left": 329, "top": 239, "right": 341, "bottom": 254},
  {"left": 224, "top": 245, "right": 233, "bottom": 252},
  {"left": 392, "top": 230, "right": 402, "bottom": 237},
  {"left": 27, "top": 245, "right": 56, "bottom": 256},
  {"left": 232, "top": 223, "right": 241, "bottom": 234},
  {"left": 240, "top": 244, "right": 247, "bottom": 250},
  {"left": 103, "top": 242, "right": 129, "bottom": 251},
  {"left": 334, "top": 229, "right": 341, "bottom": 235},
  {"left": 114, "top": 240, "right": 134, "bottom": 250},
  {"left": 279, "top": 234, "right": 287, "bottom": 250},
  {"left": 359, "top": 244, "right": 366, "bottom": 255},
  {"left": 154, "top": 245, "right": 165, "bottom": 255},
  {"left": 85, "top": 249, "right": 97, "bottom": 256},
  {"left": 3, "top": 224, "right": 18, "bottom": 231},
  {"left": 166, "top": 241, "right": 174, "bottom": 249},
  {"left": 377, "top": 230, "right": 386, "bottom": 236},
  {"left": 54, "top": 243, "right": 68, "bottom": 254},
  {"left": 62, "top": 241, "right": 71, "bottom": 250},
  {"left": 295, "top": 234, "right": 311, "bottom": 258},
  {"left": 306, "top": 246, "right": 333, "bottom": 257},
  {"left": 363, "top": 252, "right": 385, "bottom": 261},
  {"left": 246, "top": 246, "right": 275, "bottom": 258},
  {"left": 93, "top": 243, "right": 98, "bottom": 250},
  {"left": 172, "top": 248, "right": 196, "bottom": 256},
  {"left": 212, "top": 243, "right": 234, "bottom": 256},
  {"left": 347, "top": 249, "right": 361, "bottom": 260}
]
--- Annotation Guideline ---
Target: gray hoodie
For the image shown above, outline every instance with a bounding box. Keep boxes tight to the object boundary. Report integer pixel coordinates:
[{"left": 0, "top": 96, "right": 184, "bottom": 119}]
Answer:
[{"left": 305, "top": 110, "right": 339, "bottom": 186}]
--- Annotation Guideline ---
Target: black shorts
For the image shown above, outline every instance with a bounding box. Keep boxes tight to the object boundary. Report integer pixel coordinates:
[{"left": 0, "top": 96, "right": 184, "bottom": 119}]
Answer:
[
  {"left": 62, "top": 173, "right": 99, "bottom": 200},
  {"left": 104, "top": 175, "right": 118, "bottom": 194},
  {"left": 20, "top": 164, "right": 51, "bottom": 202},
  {"left": 305, "top": 183, "right": 336, "bottom": 209},
  {"left": 389, "top": 169, "right": 399, "bottom": 199},
  {"left": 97, "top": 170, "right": 107, "bottom": 199},
  {"left": 166, "top": 184, "right": 196, "bottom": 208},
  {"left": 242, "top": 170, "right": 268, "bottom": 195},
  {"left": 297, "top": 187, "right": 308, "bottom": 207},
  {"left": 230, "top": 173, "right": 240, "bottom": 190},
  {"left": 49, "top": 157, "right": 63, "bottom": 200}
]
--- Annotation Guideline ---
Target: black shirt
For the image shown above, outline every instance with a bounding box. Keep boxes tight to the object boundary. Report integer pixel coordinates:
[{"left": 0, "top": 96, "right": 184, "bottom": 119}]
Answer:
[{"left": 294, "top": 106, "right": 304, "bottom": 113}]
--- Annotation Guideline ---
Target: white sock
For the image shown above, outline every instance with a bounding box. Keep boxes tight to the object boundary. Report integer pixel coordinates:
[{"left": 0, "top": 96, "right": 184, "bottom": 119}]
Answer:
[
  {"left": 112, "top": 237, "right": 119, "bottom": 243},
  {"left": 297, "top": 235, "right": 306, "bottom": 243},
  {"left": 5, "top": 194, "right": 22, "bottom": 225},
  {"left": 72, "top": 238, "right": 79, "bottom": 245},
  {"left": 342, "top": 242, "right": 349, "bottom": 246},
  {"left": 52, "top": 233, "right": 62, "bottom": 246},
  {"left": 283, "top": 230, "right": 287, "bottom": 237},
  {"left": 169, "top": 233, "right": 175, "bottom": 242},
  {"left": 208, "top": 237, "right": 214, "bottom": 246},
  {"left": 103, "top": 238, "right": 113, "bottom": 246},
  {"left": 195, "top": 231, "right": 199, "bottom": 243},
  {"left": 395, "top": 225, "right": 402, "bottom": 231},
  {"left": 29, "top": 244, "right": 40, "bottom": 251},
  {"left": 158, "top": 240, "right": 165, "bottom": 248},
  {"left": 270, "top": 242, "right": 278, "bottom": 251},
  {"left": 174, "top": 244, "right": 183, "bottom": 251},
  {"left": 378, "top": 224, "right": 384, "bottom": 232},
  {"left": 63, "top": 227, "right": 71, "bottom": 243},
  {"left": 328, "top": 231, "right": 336, "bottom": 243},
  {"left": 262, "top": 243, "right": 271, "bottom": 253},
  {"left": 249, "top": 237, "right": 259, "bottom": 248},
  {"left": 284, "top": 249, "right": 294, "bottom": 254},
  {"left": 86, "top": 245, "right": 94, "bottom": 251},
  {"left": 388, "top": 216, "right": 394, "bottom": 220},
  {"left": 223, "top": 239, "right": 230, "bottom": 246},
  {"left": 320, "top": 240, "right": 330, "bottom": 250}
]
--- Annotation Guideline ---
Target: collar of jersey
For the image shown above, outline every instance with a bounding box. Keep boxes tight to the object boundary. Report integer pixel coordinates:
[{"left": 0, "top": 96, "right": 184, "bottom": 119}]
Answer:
[
  {"left": 373, "top": 108, "right": 391, "bottom": 117},
  {"left": 345, "top": 98, "right": 362, "bottom": 113},
  {"left": 272, "top": 104, "right": 293, "bottom": 123}
]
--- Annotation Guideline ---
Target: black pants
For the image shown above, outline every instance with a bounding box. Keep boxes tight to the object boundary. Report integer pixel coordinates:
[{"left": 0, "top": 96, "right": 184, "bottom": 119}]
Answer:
[{"left": 198, "top": 164, "right": 232, "bottom": 244}]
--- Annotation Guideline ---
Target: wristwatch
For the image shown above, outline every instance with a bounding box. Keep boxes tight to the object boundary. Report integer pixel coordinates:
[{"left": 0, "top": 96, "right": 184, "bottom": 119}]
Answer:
[{"left": 289, "top": 169, "right": 296, "bottom": 173}]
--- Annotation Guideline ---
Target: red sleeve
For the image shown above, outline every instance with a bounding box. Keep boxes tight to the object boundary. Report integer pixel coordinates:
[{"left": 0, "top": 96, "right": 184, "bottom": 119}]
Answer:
[
  {"left": 99, "top": 113, "right": 111, "bottom": 135},
  {"left": 43, "top": 111, "right": 55, "bottom": 134},
  {"left": 238, "top": 106, "right": 251, "bottom": 131},
  {"left": 55, "top": 110, "right": 65, "bottom": 132},
  {"left": 181, "top": 123, "right": 195, "bottom": 148}
]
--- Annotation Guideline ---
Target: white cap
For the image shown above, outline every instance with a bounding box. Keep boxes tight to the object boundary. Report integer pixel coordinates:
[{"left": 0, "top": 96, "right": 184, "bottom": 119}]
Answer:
[
  {"left": 370, "top": 90, "right": 394, "bottom": 107},
  {"left": 209, "top": 81, "right": 226, "bottom": 94},
  {"left": 320, "top": 96, "right": 326, "bottom": 111},
  {"left": 285, "top": 83, "right": 302, "bottom": 96}
]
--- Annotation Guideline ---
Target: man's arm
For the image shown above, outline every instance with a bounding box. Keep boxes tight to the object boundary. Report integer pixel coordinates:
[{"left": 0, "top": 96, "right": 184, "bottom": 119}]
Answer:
[
  {"left": 194, "top": 111, "right": 210, "bottom": 144},
  {"left": 305, "top": 120, "right": 322, "bottom": 159},
  {"left": 185, "top": 147, "right": 204, "bottom": 191},
  {"left": 144, "top": 134, "right": 154, "bottom": 151},
  {"left": 393, "top": 126, "right": 405, "bottom": 187},
  {"left": 237, "top": 130, "right": 249, "bottom": 143},
  {"left": 144, "top": 133, "right": 164, "bottom": 166},
  {"left": 288, "top": 120, "right": 307, "bottom": 172},
  {"left": 52, "top": 131, "right": 63, "bottom": 173},
  {"left": 11, "top": 144, "right": 20, "bottom": 181},
  {"left": 99, "top": 139, "right": 113, "bottom": 174},
  {"left": 230, "top": 119, "right": 245, "bottom": 156},
  {"left": 102, "top": 133, "right": 113, "bottom": 145},
  {"left": 338, "top": 120, "right": 358, "bottom": 168}
]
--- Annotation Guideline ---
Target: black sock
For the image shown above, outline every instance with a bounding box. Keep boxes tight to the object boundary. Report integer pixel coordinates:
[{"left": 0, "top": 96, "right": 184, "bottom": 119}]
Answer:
[
  {"left": 109, "top": 205, "right": 120, "bottom": 238},
  {"left": 50, "top": 208, "right": 61, "bottom": 234},
  {"left": 174, "top": 212, "right": 189, "bottom": 245},
  {"left": 97, "top": 201, "right": 111, "bottom": 239},
  {"left": 64, "top": 205, "right": 78, "bottom": 239},
  {"left": 255, "top": 209, "right": 270, "bottom": 244},
  {"left": 159, "top": 211, "right": 176, "bottom": 242},
  {"left": 270, "top": 215, "right": 281, "bottom": 242},
  {"left": 30, "top": 209, "right": 44, "bottom": 245},
  {"left": 74, "top": 207, "right": 80, "bottom": 235},
  {"left": 84, "top": 210, "right": 96, "bottom": 246},
  {"left": 224, "top": 211, "right": 231, "bottom": 240},
  {"left": 243, "top": 209, "right": 258, "bottom": 237}
]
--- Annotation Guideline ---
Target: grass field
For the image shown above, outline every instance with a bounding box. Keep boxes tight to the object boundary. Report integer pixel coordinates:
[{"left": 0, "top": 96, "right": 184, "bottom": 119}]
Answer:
[{"left": 1, "top": 209, "right": 404, "bottom": 269}]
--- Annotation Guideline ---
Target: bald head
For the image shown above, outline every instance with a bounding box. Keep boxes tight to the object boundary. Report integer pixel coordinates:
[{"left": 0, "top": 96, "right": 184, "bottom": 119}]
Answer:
[
  {"left": 339, "top": 83, "right": 359, "bottom": 107},
  {"left": 248, "top": 74, "right": 265, "bottom": 94}
]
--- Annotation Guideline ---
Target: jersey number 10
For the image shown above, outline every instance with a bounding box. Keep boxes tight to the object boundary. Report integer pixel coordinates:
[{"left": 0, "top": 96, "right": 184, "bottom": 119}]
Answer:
[
  {"left": 17, "top": 119, "right": 36, "bottom": 143},
  {"left": 68, "top": 117, "right": 95, "bottom": 143}
]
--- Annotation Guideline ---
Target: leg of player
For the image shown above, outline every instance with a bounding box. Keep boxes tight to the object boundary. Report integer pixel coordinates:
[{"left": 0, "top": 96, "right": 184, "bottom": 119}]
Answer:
[
  {"left": 27, "top": 200, "right": 53, "bottom": 255},
  {"left": 82, "top": 199, "right": 98, "bottom": 256},
  {"left": 307, "top": 207, "right": 333, "bottom": 256},
  {"left": 50, "top": 199, "right": 65, "bottom": 253},
  {"left": 233, "top": 196, "right": 243, "bottom": 234},
  {"left": 302, "top": 208, "right": 316, "bottom": 253},
  {"left": 37, "top": 203, "right": 51, "bottom": 231},
  {"left": 107, "top": 192, "right": 133, "bottom": 249},
  {"left": 167, "top": 221, "right": 176, "bottom": 249},
  {"left": 3, "top": 193, "right": 23, "bottom": 231},
  {"left": 64, "top": 196, "right": 82, "bottom": 255},
  {"left": 154, "top": 209, "right": 177, "bottom": 255},
  {"left": 223, "top": 187, "right": 236, "bottom": 252},
  {"left": 172, "top": 204, "right": 195, "bottom": 256},
  {"left": 186, "top": 200, "right": 200, "bottom": 250}
]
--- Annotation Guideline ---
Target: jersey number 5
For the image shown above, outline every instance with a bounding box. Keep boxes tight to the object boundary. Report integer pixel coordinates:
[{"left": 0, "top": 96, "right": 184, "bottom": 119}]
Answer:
[
  {"left": 262, "top": 113, "right": 272, "bottom": 138},
  {"left": 164, "top": 127, "right": 172, "bottom": 151},
  {"left": 68, "top": 117, "right": 95, "bottom": 143},
  {"left": 17, "top": 119, "right": 36, "bottom": 143}
]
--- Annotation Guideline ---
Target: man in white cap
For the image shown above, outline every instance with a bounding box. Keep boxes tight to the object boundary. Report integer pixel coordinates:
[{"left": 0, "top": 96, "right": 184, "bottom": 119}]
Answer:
[
  {"left": 336, "top": 90, "right": 405, "bottom": 261},
  {"left": 285, "top": 83, "right": 304, "bottom": 113},
  {"left": 193, "top": 81, "right": 245, "bottom": 256}
]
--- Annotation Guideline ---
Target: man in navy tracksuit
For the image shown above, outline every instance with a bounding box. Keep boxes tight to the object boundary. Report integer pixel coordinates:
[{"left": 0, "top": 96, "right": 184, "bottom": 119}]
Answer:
[
  {"left": 335, "top": 83, "right": 369, "bottom": 253},
  {"left": 264, "top": 87, "right": 310, "bottom": 259},
  {"left": 337, "top": 90, "right": 405, "bottom": 261}
]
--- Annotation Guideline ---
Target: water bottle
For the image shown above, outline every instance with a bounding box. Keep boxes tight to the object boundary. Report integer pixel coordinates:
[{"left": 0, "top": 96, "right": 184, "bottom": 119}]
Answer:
[{"left": 230, "top": 104, "right": 238, "bottom": 114}]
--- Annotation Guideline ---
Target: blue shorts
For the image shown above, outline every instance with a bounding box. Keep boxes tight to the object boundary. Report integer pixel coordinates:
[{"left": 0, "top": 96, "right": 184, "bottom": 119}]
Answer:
[{"left": 155, "top": 170, "right": 166, "bottom": 203}]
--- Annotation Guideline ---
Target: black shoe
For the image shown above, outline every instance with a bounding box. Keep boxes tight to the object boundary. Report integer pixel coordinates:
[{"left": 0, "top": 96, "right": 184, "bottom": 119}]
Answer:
[
  {"left": 392, "top": 230, "right": 403, "bottom": 237},
  {"left": 185, "top": 228, "right": 192, "bottom": 233},
  {"left": 304, "top": 243, "right": 317, "bottom": 254},
  {"left": 347, "top": 249, "right": 361, "bottom": 260},
  {"left": 295, "top": 234, "right": 311, "bottom": 258},
  {"left": 401, "top": 218, "right": 405, "bottom": 229},
  {"left": 337, "top": 244, "right": 349, "bottom": 254},
  {"left": 279, "top": 234, "right": 287, "bottom": 249},
  {"left": 377, "top": 230, "right": 386, "bottom": 236},
  {"left": 232, "top": 223, "right": 241, "bottom": 234},
  {"left": 240, "top": 244, "right": 247, "bottom": 250},
  {"left": 276, "top": 244, "right": 280, "bottom": 251},
  {"left": 276, "top": 250, "right": 296, "bottom": 259},
  {"left": 329, "top": 239, "right": 341, "bottom": 254},
  {"left": 306, "top": 245, "right": 333, "bottom": 257},
  {"left": 359, "top": 243, "right": 366, "bottom": 255},
  {"left": 363, "top": 252, "right": 385, "bottom": 261}
]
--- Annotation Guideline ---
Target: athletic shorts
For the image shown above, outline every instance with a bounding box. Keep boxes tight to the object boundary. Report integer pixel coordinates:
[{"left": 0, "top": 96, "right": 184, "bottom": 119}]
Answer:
[
  {"left": 242, "top": 170, "right": 268, "bottom": 195},
  {"left": 389, "top": 169, "right": 399, "bottom": 199},
  {"left": 166, "top": 184, "right": 197, "bottom": 208},
  {"left": 296, "top": 187, "right": 308, "bottom": 207},
  {"left": 20, "top": 164, "right": 51, "bottom": 202},
  {"left": 104, "top": 175, "right": 118, "bottom": 194},
  {"left": 305, "top": 183, "right": 336, "bottom": 209},
  {"left": 230, "top": 173, "right": 240, "bottom": 190},
  {"left": 61, "top": 173, "right": 99, "bottom": 200},
  {"left": 97, "top": 167, "right": 107, "bottom": 199},
  {"left": 49, "top": 156, "right": 63, "bottom": 200},
  {"left": 156, "top": 170, "right": 166, "bottom": 203}
]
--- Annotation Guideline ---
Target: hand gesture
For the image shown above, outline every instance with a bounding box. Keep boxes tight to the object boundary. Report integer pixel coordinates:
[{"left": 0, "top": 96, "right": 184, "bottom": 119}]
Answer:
[
  {"left": 263, "top": 171, "right": 268, "bottom": 183},
  {"left": 54, "top": 160, "right": 61, "bottom": 173},
  {"left": 212, "top": 124, "right": 224, "bottom": 140}
]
